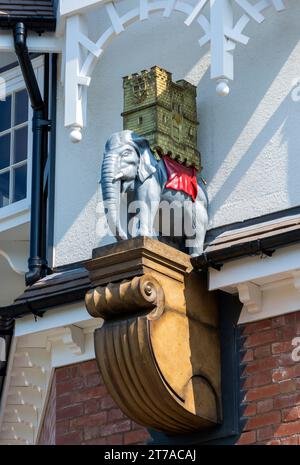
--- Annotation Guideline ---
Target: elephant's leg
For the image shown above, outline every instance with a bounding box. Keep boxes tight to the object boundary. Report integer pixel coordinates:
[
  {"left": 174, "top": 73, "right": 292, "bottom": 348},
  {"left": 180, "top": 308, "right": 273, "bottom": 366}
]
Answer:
[
  {"left": 185, "top": 193, "right": 208, "bottom": 257},
  {"left": 136, "top": 176, "right": 161, "bottom": 238},
  {"left": 138, "top": 201, "right": 160, "bottom": 237}
]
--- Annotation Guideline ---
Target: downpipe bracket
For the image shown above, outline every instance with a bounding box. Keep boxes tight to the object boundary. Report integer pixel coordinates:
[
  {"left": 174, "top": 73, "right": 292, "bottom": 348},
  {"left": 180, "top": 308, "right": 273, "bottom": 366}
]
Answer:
[{"left": 32, "top": 117, "right": 51, "bottom": 131}]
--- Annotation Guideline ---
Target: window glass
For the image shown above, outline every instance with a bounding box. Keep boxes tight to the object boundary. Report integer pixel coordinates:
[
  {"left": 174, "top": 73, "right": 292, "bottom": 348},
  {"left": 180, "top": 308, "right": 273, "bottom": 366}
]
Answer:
[
  {"left": 15, "top": 89, "right": 28, "bottom": 126},
  {"left": 0, "top": 134, "right": 10, "bottom": 169},
  {"left": 0, "top": 171, "right": 9, "bottom": 208},
  {"left": 0, "top": 96, "right": 11, "bottom": 132},
  {"left": 14, "top": 126, "right": 28, "bottom": 163},
  {"left": 13, "top": 165, "right": 27, "bottom": 203},
  {"left": 0, "top": 88, "right": 29, "bottom": 208}
]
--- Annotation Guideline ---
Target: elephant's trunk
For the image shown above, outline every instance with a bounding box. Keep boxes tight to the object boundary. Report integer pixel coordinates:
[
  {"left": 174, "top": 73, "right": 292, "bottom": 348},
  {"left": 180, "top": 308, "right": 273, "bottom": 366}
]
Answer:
[{"left": 101, "top": 151, "right": 127, "bottom": 241}]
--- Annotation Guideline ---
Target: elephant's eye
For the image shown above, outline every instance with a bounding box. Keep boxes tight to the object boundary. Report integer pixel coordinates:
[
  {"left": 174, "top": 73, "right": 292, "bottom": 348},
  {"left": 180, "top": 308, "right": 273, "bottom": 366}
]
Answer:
[{"left": 122, "top": 150, "right": 132, "bottom": 157}]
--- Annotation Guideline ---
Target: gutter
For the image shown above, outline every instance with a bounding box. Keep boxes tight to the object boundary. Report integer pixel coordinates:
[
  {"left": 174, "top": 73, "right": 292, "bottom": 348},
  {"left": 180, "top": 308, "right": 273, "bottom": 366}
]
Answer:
[
  {"left": 0, "top": 17, "right": 56, "bottom": 32},
  {"left": 13, "top": 22, "right": 51, "bottom": 286},
  {"left": 0, "top": 266, "right": 91, "bottom": 320},
  {"left": 191, "top": 227, "right": 300, "bottom": 271}
]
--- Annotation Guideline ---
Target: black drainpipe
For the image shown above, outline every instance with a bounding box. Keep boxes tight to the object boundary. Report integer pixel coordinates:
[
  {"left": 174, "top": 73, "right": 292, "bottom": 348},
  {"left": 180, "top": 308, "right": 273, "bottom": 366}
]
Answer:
[{"left": 13, "top": 23, "right": 51, "bottom": 286}]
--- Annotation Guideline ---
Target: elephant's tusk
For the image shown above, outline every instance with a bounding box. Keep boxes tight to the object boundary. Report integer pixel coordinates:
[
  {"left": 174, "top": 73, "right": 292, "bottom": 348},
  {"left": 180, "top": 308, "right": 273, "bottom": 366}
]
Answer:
[
  {"left": 113, "top": 172, "right": 124, "bottom": 182},
  {"left": 200, "top": 176, "right": 207, "bottom": 186}
]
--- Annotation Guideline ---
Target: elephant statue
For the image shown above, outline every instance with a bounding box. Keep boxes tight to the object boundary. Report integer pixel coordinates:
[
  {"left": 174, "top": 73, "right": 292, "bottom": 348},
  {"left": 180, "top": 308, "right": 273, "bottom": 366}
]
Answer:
[{"left": 100, "top": 130, "right": 208, "bottom": 256}]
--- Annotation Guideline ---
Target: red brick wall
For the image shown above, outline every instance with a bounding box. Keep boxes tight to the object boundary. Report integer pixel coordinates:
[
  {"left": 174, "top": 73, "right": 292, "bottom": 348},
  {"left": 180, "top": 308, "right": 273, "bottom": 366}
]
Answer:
[
  {"left": 38, "top": 359, "right": 150, "bottom": 445},
  {"left": 238, "top": 311, "right": 300, "bottom": 445},
  {"left": 38, "top": 313, "right": 300, "bottom": 446}
]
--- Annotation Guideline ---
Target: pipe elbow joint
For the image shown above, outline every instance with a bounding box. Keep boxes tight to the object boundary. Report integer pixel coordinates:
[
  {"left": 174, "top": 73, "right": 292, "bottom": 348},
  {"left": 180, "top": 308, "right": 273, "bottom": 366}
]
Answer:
[
  {"left": 25, "top": 258, "right": 48, "bottom": 287},
  {"left": 25, "top": 268, "right": 44, "bottom": 287},
  {"left": 13, "top": 22, "right": 27, "bottom": 52}
]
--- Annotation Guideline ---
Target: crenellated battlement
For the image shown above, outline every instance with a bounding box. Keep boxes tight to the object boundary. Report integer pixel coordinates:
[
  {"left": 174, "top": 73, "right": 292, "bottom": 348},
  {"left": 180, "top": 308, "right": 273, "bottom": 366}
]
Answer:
[{"left": 122, "top": 66, "right": 201, "bottom": 170}]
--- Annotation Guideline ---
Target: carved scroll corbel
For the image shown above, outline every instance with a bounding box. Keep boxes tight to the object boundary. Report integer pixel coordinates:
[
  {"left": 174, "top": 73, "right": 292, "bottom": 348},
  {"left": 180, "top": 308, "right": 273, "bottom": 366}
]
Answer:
[{"left": 85, "top": 274, "right": 165, "bottom": 321}]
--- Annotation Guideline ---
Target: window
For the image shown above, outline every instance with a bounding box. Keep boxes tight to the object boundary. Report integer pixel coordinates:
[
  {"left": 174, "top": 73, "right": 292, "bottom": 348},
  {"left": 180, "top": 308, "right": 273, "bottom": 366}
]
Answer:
[
  {"left": 0, "top": 55, "right": 43, "bottom": 229},
  {"left": 0, "top": 89, "right": 29, "bottom": 208}
]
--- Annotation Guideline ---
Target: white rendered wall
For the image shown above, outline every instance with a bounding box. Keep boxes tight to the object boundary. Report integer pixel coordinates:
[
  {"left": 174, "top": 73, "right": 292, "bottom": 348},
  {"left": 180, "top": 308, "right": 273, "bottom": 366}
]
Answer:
[{"left": 53, "top": 1, "right": 300, "bottom": 266}]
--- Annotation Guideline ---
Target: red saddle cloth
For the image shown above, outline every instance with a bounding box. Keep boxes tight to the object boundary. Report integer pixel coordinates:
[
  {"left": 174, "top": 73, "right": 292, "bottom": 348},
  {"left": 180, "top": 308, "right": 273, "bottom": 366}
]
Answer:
[{"left": 163, "top": 155, "right": 198, "bottom": 202}]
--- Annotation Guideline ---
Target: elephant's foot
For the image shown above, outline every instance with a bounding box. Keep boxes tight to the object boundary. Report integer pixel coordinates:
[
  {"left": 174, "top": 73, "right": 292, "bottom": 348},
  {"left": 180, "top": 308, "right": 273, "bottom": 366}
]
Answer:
[
  {"left": 190, "top": 249, "right": 203, "bottom": 258},
  {"left": 186, "top": 234, "right": 205, "bottom": 258},
  {"left": 186, "top": 241, "right": 204, "bottom": 258},
  {"left": 138, "top": 227, "right": 158, "bottom": 239}
]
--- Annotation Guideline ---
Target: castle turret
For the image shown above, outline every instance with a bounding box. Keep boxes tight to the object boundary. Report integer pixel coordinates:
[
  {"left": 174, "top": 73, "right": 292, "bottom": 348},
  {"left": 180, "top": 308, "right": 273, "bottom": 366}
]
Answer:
[{"left": 122, "top": 66, "right": 201, "bottom": 170}]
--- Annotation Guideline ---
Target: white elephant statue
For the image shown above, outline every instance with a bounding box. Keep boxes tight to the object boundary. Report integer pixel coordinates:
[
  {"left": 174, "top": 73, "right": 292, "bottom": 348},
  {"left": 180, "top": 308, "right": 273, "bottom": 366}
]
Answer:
[{"left": 100, "top": 130, "right": 208, "bottom": 256}]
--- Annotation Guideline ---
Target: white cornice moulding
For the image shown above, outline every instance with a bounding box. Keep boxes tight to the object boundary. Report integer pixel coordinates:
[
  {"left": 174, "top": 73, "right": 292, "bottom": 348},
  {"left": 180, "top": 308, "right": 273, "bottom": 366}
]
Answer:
[
  {"left": 237, "top": 282, "right": 262, "bottom": 314},
  {"left": 46, "top": 326, "right": 85, "bottom": 355},
  {"left": 14, "top": 302, "right": 102, "bottom": 338},
  {"left": 238, "top": 276, "right": 300, "bottom": 325},
  {"left": 209, "top": 242, "right": 300, "bottom": 324},
  {"left": 209, "top": 243, "right": 300, "bottom": 292}
]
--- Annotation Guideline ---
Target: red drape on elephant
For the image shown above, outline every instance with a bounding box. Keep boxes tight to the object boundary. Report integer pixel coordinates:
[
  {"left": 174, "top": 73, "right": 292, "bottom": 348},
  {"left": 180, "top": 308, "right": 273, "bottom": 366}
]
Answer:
[{"left": 162, "top": 155, "right": 198, "bottom": 202}]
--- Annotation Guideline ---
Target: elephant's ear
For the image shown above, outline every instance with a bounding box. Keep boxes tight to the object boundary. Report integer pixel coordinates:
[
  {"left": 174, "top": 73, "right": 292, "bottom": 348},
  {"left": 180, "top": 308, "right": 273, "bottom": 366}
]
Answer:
[{"left": 138, "top": 145, "right": 158, "bottom": 183}]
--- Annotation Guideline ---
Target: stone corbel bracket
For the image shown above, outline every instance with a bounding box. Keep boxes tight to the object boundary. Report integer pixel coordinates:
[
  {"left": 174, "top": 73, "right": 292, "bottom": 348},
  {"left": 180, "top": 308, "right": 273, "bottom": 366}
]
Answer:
[
  {"left": 86, "top": 274, "right": 165, "bottom": 321},
  {"left": 85, "top": 237, "right": 222, "bottom": 434}
]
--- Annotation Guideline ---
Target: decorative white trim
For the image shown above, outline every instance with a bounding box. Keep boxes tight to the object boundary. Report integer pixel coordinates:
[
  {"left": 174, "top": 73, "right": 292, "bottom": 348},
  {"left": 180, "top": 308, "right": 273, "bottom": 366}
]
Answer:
[
  {"left": 46, "top": 326, "right": 85, "bottom": 355},
  {"left": 0, "top": 0, "right": 289, "bottom": 141},
  {"left": 208, "top": 240, "right": 300, "bottom": 324},
  {"left": 59, "top": 0, "right": 108, "bottom": 18},
  {"left": 238, "top": 276, "right": 300, "bottom": 324},
  {"left": 0, "top": 203, "right": 30, "bottom": 234},
  {"left": 238, "top": 282, "right": 262, "bottom": 315},
  {"left": 15, "top": 301, "right": 99, "bottom": 337},
  {"left": 209, "top": 243, "right": 300, "bottom": 292},
  {"left": 0, "top": 251, "right": 24, "bottom": 277},
  {"left": 0, "top": 34, "right": 63, "bottom": 54},
  {"left": 0, "top": 241, "right": 28, "bottom": 306},
  {"left": 0, "top": 302, "right": 103, "bottom": 445},
  {"left": 61, "top": 0, "right": 288, "bottom": 141}
]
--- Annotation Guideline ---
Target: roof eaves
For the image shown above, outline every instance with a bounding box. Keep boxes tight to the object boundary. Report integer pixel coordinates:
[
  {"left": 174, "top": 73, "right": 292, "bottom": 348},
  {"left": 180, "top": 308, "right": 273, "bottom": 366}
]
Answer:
[
  {"left": 0, "top": 1, "right": 57, "bottom": 32},
  {"left": 192, "top": 219, "right": 300, "bottom": 271}
]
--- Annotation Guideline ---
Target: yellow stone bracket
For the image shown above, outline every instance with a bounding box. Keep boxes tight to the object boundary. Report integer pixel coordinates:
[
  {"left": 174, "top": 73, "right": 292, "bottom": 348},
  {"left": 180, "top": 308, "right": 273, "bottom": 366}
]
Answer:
[{"left": 84, "top": 237, "right": 222, "bottom": 434}]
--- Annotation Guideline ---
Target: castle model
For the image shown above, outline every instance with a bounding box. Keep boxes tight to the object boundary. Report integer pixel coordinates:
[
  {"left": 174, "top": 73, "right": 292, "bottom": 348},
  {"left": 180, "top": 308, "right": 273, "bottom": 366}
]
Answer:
[{"left": 122, "top": 66, "right": 201, "bottom": 171}]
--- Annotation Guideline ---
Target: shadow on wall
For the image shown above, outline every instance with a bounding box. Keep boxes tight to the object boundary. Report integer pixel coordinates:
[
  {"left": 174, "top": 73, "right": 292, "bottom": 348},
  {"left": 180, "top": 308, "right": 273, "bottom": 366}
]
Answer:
[
  {"left": 54, "top": 12, "right": 209, "bottom": 264},
  {"left": 54, "top": 3, "right": 300, "bottom": 264},
  {"left": 195, "top": 2, "right": 300, "bottom": 228}
]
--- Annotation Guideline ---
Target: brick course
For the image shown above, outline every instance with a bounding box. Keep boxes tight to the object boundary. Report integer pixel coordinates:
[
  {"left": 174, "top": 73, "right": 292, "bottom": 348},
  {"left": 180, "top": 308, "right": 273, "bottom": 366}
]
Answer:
[
  {"left": 39, "top": 311, "right": 300, "bottom": 445},
  {"left": 238, "top": 311, "right": 300, "bottom": 445},
  {"left": 38, "top": 360, "right": 150, "bottom": 445}
]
